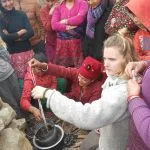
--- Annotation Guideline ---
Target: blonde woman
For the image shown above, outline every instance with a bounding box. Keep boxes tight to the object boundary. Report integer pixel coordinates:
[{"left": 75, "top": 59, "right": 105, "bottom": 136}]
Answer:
[{"left": 32, "top": 33, "right": 136, "bottom": 150}]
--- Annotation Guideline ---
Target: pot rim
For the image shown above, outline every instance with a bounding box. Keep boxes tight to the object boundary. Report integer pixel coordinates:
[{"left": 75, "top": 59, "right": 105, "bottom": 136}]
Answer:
[{"left": 33, "top": 124, "right": 64, "bottom": 149}]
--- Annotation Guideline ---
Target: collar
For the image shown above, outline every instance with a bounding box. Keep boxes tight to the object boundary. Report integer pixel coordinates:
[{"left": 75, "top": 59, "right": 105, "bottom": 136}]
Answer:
[{"left": 102, "top": 75, "right": 127, "bottom": 88}]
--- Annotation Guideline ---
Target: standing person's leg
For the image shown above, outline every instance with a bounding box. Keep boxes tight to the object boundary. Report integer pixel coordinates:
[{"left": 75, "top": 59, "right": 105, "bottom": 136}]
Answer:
[{"left": 80, "top": 130, "right": 99, "bottom": 150}]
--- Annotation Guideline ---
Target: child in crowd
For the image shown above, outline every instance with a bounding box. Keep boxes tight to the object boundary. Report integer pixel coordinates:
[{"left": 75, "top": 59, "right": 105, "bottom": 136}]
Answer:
[
  {"left": 32, "top": 33, "right": 136, "bottom": 150},
  {"left": 20, "top": 52, "right": 57, "bottom": 121},
  {"left": 0, "top": 38, "right": 22, "bottom": 116},
  {"left": 126, "top": 0, "right": 150, "bottom": 61}
]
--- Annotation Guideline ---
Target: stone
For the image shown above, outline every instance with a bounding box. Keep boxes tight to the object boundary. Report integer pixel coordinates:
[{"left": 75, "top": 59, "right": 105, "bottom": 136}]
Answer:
[
  {"left": 8, "top": 118, "right": 27, "bottom": 131},
  {"left": 0, "top": 97, "right": 3, "bottom": 109},
  {"left": 0, "top": 128, "right": 33, "bottom": 150},
  {"left": 0, "top": 104, "right": 16, "bottom": 127},
  {"left": 0, "top": 118, "right": 5, "bottom": 132}
]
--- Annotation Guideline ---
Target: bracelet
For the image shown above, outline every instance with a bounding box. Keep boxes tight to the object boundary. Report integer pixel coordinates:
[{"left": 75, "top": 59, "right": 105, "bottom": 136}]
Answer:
[
  {"left": 42, "top": 63, "right": 48, "bottom": 72},
  {"left": 43, "top": 88, "right": 49, "bottom": 99},
  {"left": 128, "top": 95, "right": 140, "bottom": 101}
]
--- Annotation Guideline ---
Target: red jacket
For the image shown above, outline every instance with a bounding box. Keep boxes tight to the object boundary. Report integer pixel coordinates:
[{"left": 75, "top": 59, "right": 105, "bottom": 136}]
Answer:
[
  {"left": 47, "top": 63, "right": 106, "bottom": 104},
  {"left": 40, "top": 4, "right": 56, "bottom": 47},
  {"left": 134, "top": 29, "right": 150, "bottom": 60},
  {"left": 20, "top": 67, "right": 57, "bottom": 111}
]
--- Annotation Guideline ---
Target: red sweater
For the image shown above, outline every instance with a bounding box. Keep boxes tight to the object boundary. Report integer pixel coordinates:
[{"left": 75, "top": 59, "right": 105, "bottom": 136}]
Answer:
[
  {"left": 47, "top": 63, "right": 106, "bottom": 104},
  {"left": 134, "top": 29, "right": 150, "bottom": 60},
  {"left": 20, "top": 67, "right": 57, "bottom": 111}
]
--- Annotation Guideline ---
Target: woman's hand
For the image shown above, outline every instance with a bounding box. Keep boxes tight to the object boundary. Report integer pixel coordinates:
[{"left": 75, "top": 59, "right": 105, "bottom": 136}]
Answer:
[
  {"left": 127, "top": 79, "right": 140, "bottom": 101},
  {"left": 17, "top": 29, "right": 27, "bottom": 37},
  {"left": 66, "top": 25, "right": 77, "bottom": 30},
  {"left": 60, "top": 19, "right": 67, "bottom": 24},
  {"left": 28, "top": 58, "right": 48, "bottom": 70},
  {"left": 125, "top": 61, "right": 147, "bottom": 78},
  {"left": 29, "top": 106, "right": 42, "bottom": 121},
  {"left": 2, "top": 29, "right": 8, "bottom": 34}
]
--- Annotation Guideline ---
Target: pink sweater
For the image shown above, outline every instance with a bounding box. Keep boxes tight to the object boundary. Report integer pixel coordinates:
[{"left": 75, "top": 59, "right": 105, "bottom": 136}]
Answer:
[{"left": 51, "top": 0, "right": 88, "bottom": 32}]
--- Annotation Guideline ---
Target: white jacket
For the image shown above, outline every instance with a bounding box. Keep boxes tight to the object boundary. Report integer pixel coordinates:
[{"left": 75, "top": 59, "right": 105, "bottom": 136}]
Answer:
[{"left": 47, "top": 76, "right": 129, "bottom": 150}]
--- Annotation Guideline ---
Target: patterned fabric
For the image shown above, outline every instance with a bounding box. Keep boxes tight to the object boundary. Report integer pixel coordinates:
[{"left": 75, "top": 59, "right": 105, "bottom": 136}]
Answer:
[
  {"left": 10, "top": 50, "right": 34, "bottom": 78},
  {"left": 54, "top": 38, "right": 83, "bottom": 67},
  {"left": 57, "top": 25, "right": 85, "bottom": 40},
  {"left": 134, "top": 29, "right": 150, "bottom": 60},
  {"left": 104, "top": 0, "right": 138, "bottom": 36},
  {"left": 86, "top": 0, "right": 108, "bottom": 39}
]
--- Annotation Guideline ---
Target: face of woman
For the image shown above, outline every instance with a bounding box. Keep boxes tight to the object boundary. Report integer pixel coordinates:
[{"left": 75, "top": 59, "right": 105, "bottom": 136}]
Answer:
[
  {"left": 1, "top": 0, "right": 14, "bottom": 11},
  {"left": 103, "top": 47, "right": 125, "bottom": 76},
  {"left": 78, "top": 74, "right": 92, "bottom": 87}
]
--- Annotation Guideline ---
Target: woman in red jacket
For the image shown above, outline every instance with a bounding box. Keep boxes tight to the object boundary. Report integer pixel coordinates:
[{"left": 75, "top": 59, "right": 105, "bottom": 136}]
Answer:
[
  {"left": 30, "top": 56, "right": 106, "bottom": 104},
  {"left": 20, "top": 52, "right": 57, "bottom": 121}
]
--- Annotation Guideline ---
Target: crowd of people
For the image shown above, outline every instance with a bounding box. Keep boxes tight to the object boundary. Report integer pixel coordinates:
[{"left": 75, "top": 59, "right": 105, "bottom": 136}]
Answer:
[{"left": 0, "top": 0, "right": 150, "bottom": 149}]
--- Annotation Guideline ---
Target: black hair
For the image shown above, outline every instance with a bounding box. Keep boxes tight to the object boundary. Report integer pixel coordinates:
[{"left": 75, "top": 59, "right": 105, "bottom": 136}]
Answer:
[
  {"left": 34, "top": 52, "right": 48, "bottom": 63},
  {"left": 0, "top": 1, "right": 9, "bottom": 25}
]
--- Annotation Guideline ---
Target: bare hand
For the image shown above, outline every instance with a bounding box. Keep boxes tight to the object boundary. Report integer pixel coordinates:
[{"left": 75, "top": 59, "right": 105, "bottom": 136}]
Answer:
[
  {"left": 29, "top": 106, "right": 42, "bottom": 121},
  {"left": 17, "top": 29, "right": 27, "bottom": 37},
  {"left": 28, "top": 58, "right": 48, "bottom": 70},
  {"left": 60, "top": 19, "right": 67, "bottom": 24},
  {"left": 127, "top": 79, "right": 140, "bottom": 99},
  {"left": 66, "top": 25, "right": 77, "bottom": 30},
  {"left": 125, "top": 61, "right": 147, "bottom": 78},
  {"left": 2, "top": 29, "right": 8, "bottom": 34}
]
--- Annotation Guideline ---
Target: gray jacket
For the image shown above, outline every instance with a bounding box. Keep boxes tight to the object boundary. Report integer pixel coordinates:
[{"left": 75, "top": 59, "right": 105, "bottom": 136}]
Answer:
[{"left": 0, "top": 45, "right": 14, "bottom": 82}]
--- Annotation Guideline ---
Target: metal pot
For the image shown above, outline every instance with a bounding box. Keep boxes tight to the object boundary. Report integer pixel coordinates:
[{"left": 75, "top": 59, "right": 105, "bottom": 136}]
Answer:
[{"left": 33, "top": 124, "right": 64, "bottom": 150}]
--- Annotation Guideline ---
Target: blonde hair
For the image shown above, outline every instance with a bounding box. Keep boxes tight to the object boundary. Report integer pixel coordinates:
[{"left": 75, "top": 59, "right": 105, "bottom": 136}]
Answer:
[{"left": 104, "top": 33, "right": 137, "bottom": 78}]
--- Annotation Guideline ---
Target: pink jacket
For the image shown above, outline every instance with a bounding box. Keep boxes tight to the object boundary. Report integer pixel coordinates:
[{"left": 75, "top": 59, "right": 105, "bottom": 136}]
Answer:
[{"left": 51, "top": 0, "right": 88, "bottom": 32}]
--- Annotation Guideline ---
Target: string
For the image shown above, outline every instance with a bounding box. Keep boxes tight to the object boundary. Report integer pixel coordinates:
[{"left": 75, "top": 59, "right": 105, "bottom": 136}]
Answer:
[{"left": 30, "top": 67, "right": 48, "bottom": 131}]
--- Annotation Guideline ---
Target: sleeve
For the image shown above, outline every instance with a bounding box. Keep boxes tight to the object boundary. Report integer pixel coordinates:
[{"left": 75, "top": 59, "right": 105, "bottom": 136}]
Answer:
[
  {"left": 46, "top": 85, "right": 128, "bottom": 129},
  {"left": 0, "top": 21, "right": 19, "bottom": 43},
  {"left": 129, "top": 98, "right": 150, "bottom": 148},
  {"left": 49, "top": 76, "right": 57, "bottom": 89},
  {"left": 20, "top": 13, "right": 34, "bottom": 41},
  {"left": 40, "top": 7, "right": 53, "bottom": 32},
  {"left": 47, "top": 63, "right": 77, "bottom": 80},
  {"left": 20, "top": 77, "right": 34, "bottom": 111},
  {"left": 67, "top": 0, "right": 88, "bottom": 26},
  {"left": 51, "top": 6, "right": 67, "bottom": 32}
]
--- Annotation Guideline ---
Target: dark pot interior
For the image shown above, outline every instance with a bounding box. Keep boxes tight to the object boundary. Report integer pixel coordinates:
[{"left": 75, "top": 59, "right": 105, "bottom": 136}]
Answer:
[{"left": 33, "top": 124, "right": 64, "bottom": 150}]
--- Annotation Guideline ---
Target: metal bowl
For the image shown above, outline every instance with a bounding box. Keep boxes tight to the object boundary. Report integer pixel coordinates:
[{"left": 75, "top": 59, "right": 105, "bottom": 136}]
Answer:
[{"left": 33, "top": 124, "right": 64, "bottom": 150}]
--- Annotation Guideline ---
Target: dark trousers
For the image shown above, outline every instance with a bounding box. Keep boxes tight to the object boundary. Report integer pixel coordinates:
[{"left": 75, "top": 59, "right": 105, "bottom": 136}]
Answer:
[
  {"left": 0, "top": 72, "right": 22, "bottom": 115},
  {"left": 32, "top": 40, "right": 45, "bottom": 54}
]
